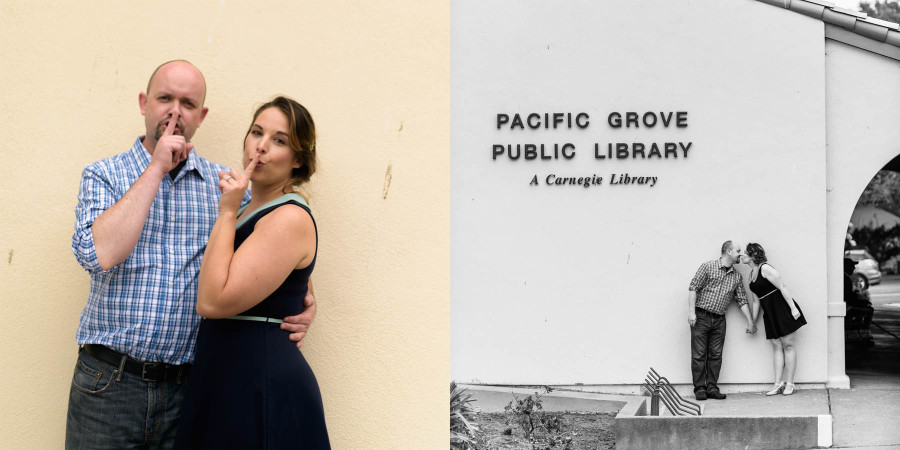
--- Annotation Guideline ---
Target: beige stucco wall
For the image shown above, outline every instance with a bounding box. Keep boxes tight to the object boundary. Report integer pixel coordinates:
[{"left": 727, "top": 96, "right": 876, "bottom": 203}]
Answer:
[{"left": 0, "top": 1, "right": 448, "bottom": 448}]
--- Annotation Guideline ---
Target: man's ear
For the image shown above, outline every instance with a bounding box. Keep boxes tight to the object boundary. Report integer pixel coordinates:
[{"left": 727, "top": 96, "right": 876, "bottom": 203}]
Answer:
[{"left": 139, "top": 92, "right": 148, "bottom": 115}]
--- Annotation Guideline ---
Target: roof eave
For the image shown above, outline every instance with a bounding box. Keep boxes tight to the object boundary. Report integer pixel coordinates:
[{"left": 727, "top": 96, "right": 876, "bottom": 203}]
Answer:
[{"left": 755, "top": 0, "right": 900, "bottom": 57}]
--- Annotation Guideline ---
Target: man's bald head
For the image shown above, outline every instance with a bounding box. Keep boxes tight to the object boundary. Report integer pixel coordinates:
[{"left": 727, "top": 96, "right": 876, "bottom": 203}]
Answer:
[
  {"left": 139, "top": 60, "right": 210, "bottom": 152},
  {"left": 146, "top": 60, "right": 207, "bottom": 105}
]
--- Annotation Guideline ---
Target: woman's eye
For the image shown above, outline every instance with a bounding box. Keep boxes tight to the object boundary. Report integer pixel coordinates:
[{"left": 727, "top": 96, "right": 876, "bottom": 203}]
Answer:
[
  {"left": 251, "top": 130, "right": 262, "bottom": 136},
  {"left": 274, "top": 138, "right": 286, "bottom": 145}
]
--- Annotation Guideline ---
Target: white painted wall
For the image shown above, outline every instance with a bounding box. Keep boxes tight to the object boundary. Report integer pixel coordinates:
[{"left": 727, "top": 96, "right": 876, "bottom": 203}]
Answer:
[
  {"left": 825, "top": 38, "right": 900, "bottom": 386},
  {"left": 451, "top": 0, "right": 829, "bottom": 386}
]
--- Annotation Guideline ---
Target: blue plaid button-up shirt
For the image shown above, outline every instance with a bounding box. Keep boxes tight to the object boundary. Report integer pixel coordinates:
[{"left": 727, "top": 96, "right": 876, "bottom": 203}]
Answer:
[{"left": 72, "top": 137, "right": 249, "bottom": 364}]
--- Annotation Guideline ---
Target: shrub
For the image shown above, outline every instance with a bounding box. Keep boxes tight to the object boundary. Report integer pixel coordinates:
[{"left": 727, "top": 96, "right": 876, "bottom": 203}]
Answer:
[
  {"left": 451, "top": 381, "right": 481, "bottom": 449},
  {"left": 505, "top": 390, "right": 572, "bottom": 449}
]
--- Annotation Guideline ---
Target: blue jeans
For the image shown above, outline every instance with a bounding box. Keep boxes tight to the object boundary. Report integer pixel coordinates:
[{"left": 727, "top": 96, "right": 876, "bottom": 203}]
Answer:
[
  {"left": 690, "top": 308, "right": 726, "bottom": 393},
  {"left": 65, "top": 348, "right": 187, "bottom": 449}
]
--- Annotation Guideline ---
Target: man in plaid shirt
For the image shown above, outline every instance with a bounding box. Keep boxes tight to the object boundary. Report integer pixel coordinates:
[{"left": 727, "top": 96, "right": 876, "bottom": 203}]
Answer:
[
  {"left": 67, "top": 60, "right": 318, "bottom": 449},
  {"left": 687, "top": 240, "right": 756, "bottom": 401}
]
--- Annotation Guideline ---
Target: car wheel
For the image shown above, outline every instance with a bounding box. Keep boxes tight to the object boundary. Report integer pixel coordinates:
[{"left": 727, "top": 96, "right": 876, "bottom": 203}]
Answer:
[{"left": 853, "top": 274, "right": 869, "bottom": 291}]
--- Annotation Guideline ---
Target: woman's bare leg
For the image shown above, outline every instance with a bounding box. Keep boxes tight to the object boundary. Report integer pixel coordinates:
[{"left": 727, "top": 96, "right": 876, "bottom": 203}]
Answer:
[
  {"left": 770, "top": 338, "right": 784, "bottom": 383},
  {"left": 781, "top": 332, "right": 798, "bottom": 384}
]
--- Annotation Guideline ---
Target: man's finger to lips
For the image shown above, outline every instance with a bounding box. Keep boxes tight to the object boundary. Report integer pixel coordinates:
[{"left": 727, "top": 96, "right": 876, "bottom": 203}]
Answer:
[{"left": 164, "top": 112, "right": 179, "bottom": 136}]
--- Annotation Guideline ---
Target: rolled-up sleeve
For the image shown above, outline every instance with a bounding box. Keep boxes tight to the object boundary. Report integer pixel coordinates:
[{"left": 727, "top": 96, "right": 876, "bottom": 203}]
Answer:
[
  {"left": 688, "top": 263, "right": 708, "bottom": 292},
  {"left": 72, "top": 164, "right": 118, "bottom": 273}
]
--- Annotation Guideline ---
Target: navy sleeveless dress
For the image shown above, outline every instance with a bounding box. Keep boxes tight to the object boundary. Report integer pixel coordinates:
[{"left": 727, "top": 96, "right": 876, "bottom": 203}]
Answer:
[
  {"left": 175, "top": 194, "right": 330, "bottom": 449},
  {"left": 749, "top": 263, "right": 807, "bottom": 340}
]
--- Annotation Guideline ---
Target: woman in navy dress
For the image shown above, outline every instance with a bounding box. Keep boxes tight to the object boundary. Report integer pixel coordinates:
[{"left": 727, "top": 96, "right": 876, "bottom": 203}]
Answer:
[
  {"left": 742, "top": 243, "right": 807, "bottom": 396},
  {"left": 175, "top": 96, "right": 329, "bottom": 449}
]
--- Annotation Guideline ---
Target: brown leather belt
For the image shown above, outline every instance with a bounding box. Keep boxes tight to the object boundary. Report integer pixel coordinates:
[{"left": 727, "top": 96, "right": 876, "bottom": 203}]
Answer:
[{"left": 82, "top": 344, "right": 191, "bottom": 383}]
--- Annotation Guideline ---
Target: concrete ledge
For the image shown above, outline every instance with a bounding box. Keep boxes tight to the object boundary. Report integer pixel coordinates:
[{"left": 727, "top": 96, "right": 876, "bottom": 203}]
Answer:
[{"left": 615, "top": 398, "right": 832, "bottom": 450}]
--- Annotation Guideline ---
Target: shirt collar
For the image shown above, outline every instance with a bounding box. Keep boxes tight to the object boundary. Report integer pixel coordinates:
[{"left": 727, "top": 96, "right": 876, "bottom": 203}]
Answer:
[
  {"left": 132, "top": 136, "right": 204, "bottom": 180},
  {"left": 717, "top": 257, "right": 734, "bottom": 274}
]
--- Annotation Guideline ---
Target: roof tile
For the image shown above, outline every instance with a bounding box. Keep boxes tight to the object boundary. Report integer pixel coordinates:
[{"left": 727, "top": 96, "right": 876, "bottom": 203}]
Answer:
[
  {"left": 886, "top": 31, "right": 900, "bottom": 47},
  {"left": 823, "top": 8, "right": 859, "bottom": 29},
  {"left": 854, "top": 20, "right": 890, "bottom": 41},
  {"left": 864, "top": 16, "right": 900, "bottom": 30},
  {"left": 788, "top": 1, "right": 827, "bottom": 19}
]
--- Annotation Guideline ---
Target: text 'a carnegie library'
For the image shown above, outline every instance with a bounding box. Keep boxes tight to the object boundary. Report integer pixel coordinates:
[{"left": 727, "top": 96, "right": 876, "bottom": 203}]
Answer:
[{"left": 534, "top": 173, "right": 658, "bottom": 188}]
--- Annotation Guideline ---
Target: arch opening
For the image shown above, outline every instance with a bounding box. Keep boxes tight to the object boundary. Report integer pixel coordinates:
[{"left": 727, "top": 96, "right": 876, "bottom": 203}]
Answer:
[{"left": 843, "top": 153, "right": 900, "bottom": 387}]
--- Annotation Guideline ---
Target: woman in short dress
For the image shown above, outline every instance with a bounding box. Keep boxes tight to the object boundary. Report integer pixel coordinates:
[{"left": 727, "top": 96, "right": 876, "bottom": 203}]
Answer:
[
  {"left": 174, "top": 96, "right": 329, "bottom": 449},
  {"left": 742, "top": 243, "right": 807, "bottom": 396}
]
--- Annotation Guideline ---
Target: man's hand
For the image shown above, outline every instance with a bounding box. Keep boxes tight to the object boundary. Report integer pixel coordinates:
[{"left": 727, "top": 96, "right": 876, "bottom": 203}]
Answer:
[
  {"left": 688, "top": 312, "right": 696, "bottom": 327},
  {"left": 281, "top": 291, "right": 317, "bottom": 349},
  {"left": 149, "top": 112, "right": 191, "bottom": 175}
]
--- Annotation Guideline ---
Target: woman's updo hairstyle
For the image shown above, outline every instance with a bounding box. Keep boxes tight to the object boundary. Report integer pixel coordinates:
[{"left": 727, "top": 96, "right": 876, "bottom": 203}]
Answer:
[
  {"left": 247, "top": 96, "right": 316, "bottom": 191},
  {"left": 746, "top": 243, "right": 768, "bottom": 265}
]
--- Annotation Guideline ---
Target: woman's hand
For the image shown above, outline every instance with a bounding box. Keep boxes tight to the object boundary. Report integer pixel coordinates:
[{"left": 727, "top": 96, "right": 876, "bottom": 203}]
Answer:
[{"left": 217, "top": 155, "right": 258, "bottom": 214}]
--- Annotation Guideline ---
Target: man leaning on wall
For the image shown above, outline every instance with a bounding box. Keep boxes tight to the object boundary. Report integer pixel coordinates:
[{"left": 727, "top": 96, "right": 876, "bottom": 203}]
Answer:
[
  {"left": 687, "top": 240, "right": 756, "bottom": 401},
  {"left": 67, "top": 60, "right": 317, "bottom": 448}
]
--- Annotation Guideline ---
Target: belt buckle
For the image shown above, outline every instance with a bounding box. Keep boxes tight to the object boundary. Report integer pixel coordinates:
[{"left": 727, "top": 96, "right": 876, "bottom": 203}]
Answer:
[{"left": 142, "top": 363, "right": 162, "bottom": 382}]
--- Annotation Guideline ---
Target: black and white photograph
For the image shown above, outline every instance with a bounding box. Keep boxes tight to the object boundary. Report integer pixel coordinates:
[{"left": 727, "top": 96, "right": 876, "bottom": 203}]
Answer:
[{"left": 450, "top": 0, "right": 900, "bottom": 448}]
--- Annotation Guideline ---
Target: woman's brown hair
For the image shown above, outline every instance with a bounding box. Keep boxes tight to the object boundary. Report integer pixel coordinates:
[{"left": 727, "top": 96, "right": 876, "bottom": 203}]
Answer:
[
  {"left": 246, "top": 96, "right": 316, "bottom": 192},
  {"left": 746, "top": 243, "right": 768, "bottom": 265}
]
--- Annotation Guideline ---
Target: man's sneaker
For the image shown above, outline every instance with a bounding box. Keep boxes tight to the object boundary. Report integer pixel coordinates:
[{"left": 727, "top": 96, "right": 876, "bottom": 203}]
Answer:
[
  {"left": 694, "top": 390, "right": 707, "bottom": 401},
  {"left": 707, "top": 390, "right": 727, "bottom": 400}
]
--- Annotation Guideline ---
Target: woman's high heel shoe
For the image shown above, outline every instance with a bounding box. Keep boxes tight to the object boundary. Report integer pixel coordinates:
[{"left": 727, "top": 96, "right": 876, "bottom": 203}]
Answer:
[
  {"left": 782, "top": 383, "right": 795, "bottom": 395},
  {"left": 766, "top": 381, "right": 786, "bottom": 396}
]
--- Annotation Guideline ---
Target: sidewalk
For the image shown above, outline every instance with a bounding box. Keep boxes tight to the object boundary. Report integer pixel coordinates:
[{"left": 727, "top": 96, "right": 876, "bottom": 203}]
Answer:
[{"left": 836, "top": 302, "right": 900, "bottom": 449}]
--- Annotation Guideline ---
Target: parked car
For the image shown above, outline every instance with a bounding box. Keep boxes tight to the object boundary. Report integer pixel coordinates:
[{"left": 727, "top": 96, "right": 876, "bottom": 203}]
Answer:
[{"left": 845, "top": 249, "right": 882, "bottom": 291}]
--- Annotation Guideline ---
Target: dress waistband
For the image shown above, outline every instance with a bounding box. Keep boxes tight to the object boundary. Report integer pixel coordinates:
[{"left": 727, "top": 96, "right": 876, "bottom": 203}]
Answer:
[{"left": 225, "top": 315, "right": 285, "bottom": 324}]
